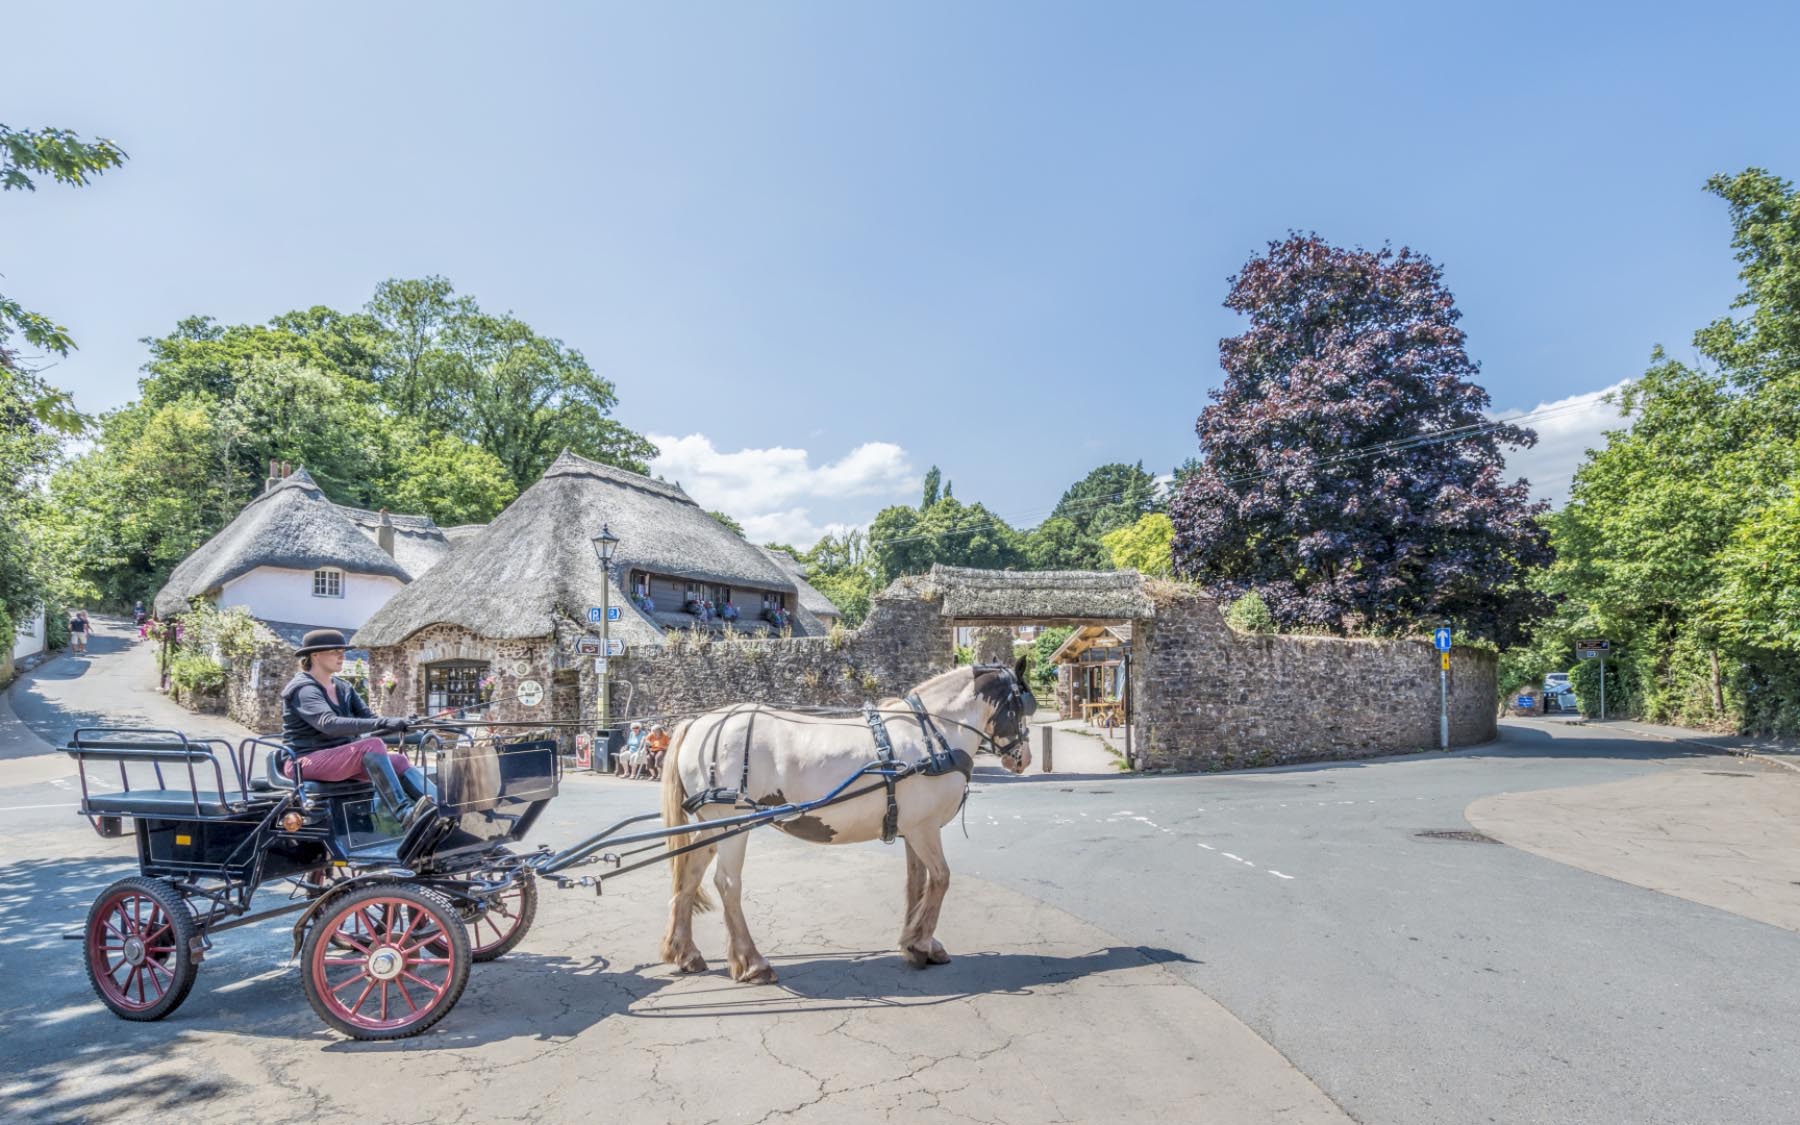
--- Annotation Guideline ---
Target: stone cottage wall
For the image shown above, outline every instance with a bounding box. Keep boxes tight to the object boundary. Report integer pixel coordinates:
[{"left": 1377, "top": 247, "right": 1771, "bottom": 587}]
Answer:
[{"left": 1131, "top": 584, "right": 1496, "bottom": 770}]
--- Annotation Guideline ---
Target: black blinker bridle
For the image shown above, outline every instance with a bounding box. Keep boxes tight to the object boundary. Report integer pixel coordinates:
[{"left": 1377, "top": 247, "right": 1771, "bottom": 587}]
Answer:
[{"left": 973, "top": 664, "right": 1037, "bottom": 766}]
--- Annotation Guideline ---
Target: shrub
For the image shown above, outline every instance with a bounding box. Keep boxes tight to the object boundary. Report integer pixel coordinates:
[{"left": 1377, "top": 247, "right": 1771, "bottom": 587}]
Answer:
[
  {"left": 1225, "top": 591, "right": 1277, "bottom": 634},
  {"left": 169, "top": 651, "right": 225, "bottom": 693}
]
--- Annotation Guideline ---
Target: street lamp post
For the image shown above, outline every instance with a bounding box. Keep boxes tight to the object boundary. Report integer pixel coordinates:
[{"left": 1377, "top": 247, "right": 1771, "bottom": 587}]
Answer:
[{"left": 592, "top": 525, "right": 620, "bottom": 768}]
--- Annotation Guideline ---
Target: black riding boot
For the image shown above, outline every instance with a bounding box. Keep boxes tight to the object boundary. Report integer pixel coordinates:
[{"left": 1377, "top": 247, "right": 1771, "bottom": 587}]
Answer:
[
  {"left": 399, "top": 766, "right": 438, "bottom": 804},
  {"left": 362, "top": 750, "right": 434, "bottom": 828}
]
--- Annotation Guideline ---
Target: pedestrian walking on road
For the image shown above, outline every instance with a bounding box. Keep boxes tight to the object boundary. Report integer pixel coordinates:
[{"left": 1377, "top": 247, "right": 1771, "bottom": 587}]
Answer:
[{"left": 68, "top": 609, "right": 89, "bottom": 654}]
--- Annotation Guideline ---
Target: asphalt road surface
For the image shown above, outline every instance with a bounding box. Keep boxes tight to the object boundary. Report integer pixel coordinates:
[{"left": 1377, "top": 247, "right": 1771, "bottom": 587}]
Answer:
[
  {"left": 3, "top": 626, "right": 1795, "bottom": 1122},
  {"left": 954, "top": 726, "right": 1800, "bottom": 1124}
]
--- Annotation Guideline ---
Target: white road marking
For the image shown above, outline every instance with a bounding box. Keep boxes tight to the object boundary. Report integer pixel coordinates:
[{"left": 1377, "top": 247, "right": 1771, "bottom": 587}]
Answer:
[
  {"left": 1268, "top": 870, "right": 1295, "bottom": 880},
  {"left": 0, "top": 802, "right": 78, "bottom": 811},
  {"left": 1197, "top": 843, "right": 1215, "bottom": 850},
  {"left": 1222, "top": 852, "right": 1244, "bottom": 862}
]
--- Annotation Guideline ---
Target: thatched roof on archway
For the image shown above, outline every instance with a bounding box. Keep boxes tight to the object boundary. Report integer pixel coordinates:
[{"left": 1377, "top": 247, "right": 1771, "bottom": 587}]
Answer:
[{"left": 922, "top": 565, "right": 1153, "bottom": 623}]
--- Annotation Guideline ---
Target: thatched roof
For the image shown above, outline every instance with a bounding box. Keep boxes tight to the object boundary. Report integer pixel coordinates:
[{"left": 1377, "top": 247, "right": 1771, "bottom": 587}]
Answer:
[
  {"left": 756, "top": 546, "right": 842, "bottom": 620},
  {"left": 440, "top": 524, "right": 486, "bottom": 545},
  {"left": 354, "top": 451, "right": 806, "bottom": 647},
  {"left": 154, "top": 470, "right": 411, "bottom": 617},
  {"left": 335, "top": 505, "right": 454, "bottom": 577},
  {"left": 922, "top": 565, "right": 1154, "bottom": 623}
]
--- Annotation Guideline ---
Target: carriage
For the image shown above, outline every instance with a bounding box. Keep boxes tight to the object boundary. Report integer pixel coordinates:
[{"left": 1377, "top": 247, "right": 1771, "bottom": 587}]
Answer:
[
  {"left": 65, "top": 662, "right": 1037, "bottom": 1040},
  {"left": 66, "top": 725, "right": 557, "bottom": 1040}
]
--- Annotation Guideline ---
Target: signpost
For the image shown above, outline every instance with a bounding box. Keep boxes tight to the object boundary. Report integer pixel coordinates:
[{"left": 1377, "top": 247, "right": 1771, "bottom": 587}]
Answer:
[
  {"left": 1576, "top": 639, "right": 1611, "bottom": 720},
  {"left": 1433, "top": 627, "right": 1452, "bottom": 750},
  {"left": 605, "top": 638, "right": 625, "bottom": 657},
  {"left": 588, "top": 606, "right": 622, "bottom": 623}
]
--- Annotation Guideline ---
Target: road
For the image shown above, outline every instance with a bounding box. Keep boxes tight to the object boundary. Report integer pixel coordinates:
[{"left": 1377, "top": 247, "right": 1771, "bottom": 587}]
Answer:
[
  {"left": 957, "top": 729, "right": 1800, "bottom": 1124},
  {"left": 2, "top": 623, "right": 1796, "bottom": 1123}
]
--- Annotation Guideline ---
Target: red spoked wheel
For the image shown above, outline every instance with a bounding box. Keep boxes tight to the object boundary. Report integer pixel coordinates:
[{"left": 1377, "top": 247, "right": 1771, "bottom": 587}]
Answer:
[
  {"left": 84, "top": 877, "right": 199, "bottom": 1022},
  {"left": 301, "top": 885, "right": 470, "bottom": 1040},
  {"left": 468, "top": 873, "right": 537, "bottom": 962}
]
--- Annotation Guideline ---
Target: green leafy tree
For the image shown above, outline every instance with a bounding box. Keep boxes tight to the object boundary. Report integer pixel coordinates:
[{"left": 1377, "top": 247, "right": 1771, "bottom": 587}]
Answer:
[
  {"left": 381, "top": 432, "right": 518, "bottom": 526},
  {"left": 1, "top": 123, "right": 123, "bottom": 635},
  {"left": 707, "top": 510, "right": 746, "bottom": 537},
  {"left": 1029, "top": 625, "right": 1076, "bottom": 689},
  {"left": 1051, "top": 462, "right": 1162, "bottom": 538},
  {"left": 870, "top": 495, "right": 1024, "bottom": 583},
  {"left": 1099, "top": 513, "right": 1174, "bottom": 577},
  {"left": 1546, "top": 168, "right": 1800, "bottom": 733},
  {"left": 1023, "top": 516, "right": 1107, "bottom": 570},
  {"left": 920, "top": 466, "right": 941, "bottom": 510}
]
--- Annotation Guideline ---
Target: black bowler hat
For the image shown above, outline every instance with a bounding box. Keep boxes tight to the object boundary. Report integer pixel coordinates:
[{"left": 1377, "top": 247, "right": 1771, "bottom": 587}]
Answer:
[{"left": 295, "top": 628, "right": 353, "bottom": 657}]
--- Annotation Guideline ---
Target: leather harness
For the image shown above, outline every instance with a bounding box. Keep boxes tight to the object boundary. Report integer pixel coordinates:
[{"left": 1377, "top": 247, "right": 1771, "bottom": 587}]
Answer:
[{"left": 683, "top": 697, "right": 981, "bottom": 844}]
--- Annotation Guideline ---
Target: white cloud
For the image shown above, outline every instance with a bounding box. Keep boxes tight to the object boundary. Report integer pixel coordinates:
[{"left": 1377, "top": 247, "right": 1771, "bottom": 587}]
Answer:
[
  {"left": 649, "top": 434, "right": 917, "bottom": 548},
  {"left": 1495, "top": 381, "right": 1633, "bottom": 506}
]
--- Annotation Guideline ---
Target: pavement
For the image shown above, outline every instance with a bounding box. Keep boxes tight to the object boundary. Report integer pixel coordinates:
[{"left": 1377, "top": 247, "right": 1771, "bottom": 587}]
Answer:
[
  {"left": 0, "top": 623, "right": 1346, "bottom": 1124},
  {"left": 1468, "top": 755, "right": 1800, "bottom": 932}
]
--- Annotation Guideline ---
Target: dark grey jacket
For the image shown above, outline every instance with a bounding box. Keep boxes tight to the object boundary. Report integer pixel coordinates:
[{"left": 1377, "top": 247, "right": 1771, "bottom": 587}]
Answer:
[{"left": 281, "top": 672, "right": 384, "bottom": 754}]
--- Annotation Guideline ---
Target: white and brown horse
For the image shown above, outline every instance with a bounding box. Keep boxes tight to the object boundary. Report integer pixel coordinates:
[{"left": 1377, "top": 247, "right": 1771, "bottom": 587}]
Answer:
[{"left": 659, "top": 659, "right": 1036, "bottom": 983}]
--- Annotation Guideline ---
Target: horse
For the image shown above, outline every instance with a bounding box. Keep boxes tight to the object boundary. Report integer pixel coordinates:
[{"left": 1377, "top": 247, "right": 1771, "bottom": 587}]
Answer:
[{"left": 659, "top": 658, "right": 1037, "bottom": 983}]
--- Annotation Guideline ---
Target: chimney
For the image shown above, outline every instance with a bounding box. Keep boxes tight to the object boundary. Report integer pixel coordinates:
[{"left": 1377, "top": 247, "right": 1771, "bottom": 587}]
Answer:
[
  {"left": 281, "top": 460, "right": 292, "bottom": 479},
  {"left": 377, "top": 508, "right": 396, "bottom": 558},
  {"left": 266, "top": 459, "right": 280, "bottom": 494}
]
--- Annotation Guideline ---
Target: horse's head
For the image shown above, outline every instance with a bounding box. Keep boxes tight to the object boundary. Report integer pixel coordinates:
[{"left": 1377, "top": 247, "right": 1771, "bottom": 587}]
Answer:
[{"left": 972, "top": 656, "right": 1037, "bottom": 774}]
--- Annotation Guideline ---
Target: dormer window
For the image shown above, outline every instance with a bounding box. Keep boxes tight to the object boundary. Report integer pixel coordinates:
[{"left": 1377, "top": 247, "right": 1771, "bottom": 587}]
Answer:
[{"left": 312, "top": 568, "right": 344, "bottom": 598}]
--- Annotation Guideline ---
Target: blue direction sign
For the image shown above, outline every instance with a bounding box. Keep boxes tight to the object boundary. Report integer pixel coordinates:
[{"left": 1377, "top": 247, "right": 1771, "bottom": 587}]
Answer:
[
  {"left": 588, "top": 606, "right": 622, "bottom": 623},
  {"left": 1433, "top": 627, "right": 1453, "bottom": 653},
  {"left": 608, "top": 606, "right": 620, "bottom": 621}
]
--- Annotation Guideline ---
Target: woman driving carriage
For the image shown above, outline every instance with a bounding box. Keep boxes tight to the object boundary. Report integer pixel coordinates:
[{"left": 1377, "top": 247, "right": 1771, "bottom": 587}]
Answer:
[{"left": 280, "top": 629, "right": 437, "bottom": 828}]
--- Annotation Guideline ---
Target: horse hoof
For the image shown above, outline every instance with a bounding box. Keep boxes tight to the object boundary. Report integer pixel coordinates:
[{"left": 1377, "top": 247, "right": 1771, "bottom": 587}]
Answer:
[
  {"left": 927, "top": 942, "right": 951, "bottom": 965},
  {"left": 678, "top": 952, "right": 709, "bottom": 974},
  {"left": 902, "top": 946, "right": 932, "bottom": 969},
  {"left": 739, "top": 963, "right": 778, "bottom": 985}
]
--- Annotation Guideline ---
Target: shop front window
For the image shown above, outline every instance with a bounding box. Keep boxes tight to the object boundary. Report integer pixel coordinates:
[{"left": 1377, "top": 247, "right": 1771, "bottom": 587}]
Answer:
[{"left": 425, "top": 660, "right": 488, "bottom": 715}]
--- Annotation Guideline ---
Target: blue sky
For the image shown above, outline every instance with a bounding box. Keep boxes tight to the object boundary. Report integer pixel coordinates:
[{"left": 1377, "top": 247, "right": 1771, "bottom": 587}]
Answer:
[{"left": 6, "top": 2, "right": 1796, "bottom": 544}]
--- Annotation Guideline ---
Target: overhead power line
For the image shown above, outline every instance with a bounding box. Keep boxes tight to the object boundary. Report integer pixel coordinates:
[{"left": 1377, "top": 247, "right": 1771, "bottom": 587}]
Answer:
[{"left": 861, "top": 398, "right": 1602, "bottom": 552}]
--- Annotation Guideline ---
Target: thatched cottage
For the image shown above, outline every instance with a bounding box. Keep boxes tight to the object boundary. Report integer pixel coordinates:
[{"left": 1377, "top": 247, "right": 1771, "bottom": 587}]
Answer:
[
  {"left": 353, "top": 451, "right": 838, "bottom": 725},
  {"left": 154, "top": 464, "right": 455, "bottom": 637}
]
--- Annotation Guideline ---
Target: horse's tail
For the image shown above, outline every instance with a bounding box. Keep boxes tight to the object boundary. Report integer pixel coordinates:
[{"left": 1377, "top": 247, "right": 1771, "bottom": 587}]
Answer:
[{"left": 662, "top": 718, "right": 713, "bottom": 914}]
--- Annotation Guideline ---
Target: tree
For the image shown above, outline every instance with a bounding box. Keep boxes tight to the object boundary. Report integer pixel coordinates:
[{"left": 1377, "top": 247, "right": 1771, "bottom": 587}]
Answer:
[
  {"left": 1022, "top": 516, "right": 1106, "bottom": 570},
  {"left": 382, "top": 432, "right": 518, "bottom": 526},
  {"left": 1, "top": 123, "right": 123, "bottom": 635},
  {"left": 1100, "top": 513, "right": 1174, "bottom": 577},
  {"left": 920, "top": 466, "right": 941, "bottom": 510},
  {"left": 869, "top": 495, "right": 1024, "bottom": 583},
  {"left": 1546, "top": 169, "right": 1800, "bottom": 732},
  {"left": 1170, "top": 234, "right": 1551, "bottom": 643},
  {"left": 1051, "top": 462, "right": 1162, "bottom": 538},
  {"left": 707, "top": 510, "right": 746, "bottom": 537}
]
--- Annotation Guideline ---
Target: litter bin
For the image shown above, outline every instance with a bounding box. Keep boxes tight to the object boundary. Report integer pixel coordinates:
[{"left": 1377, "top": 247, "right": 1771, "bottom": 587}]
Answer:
[{"left": 593, "top": 725, "right": 627, "bottom": 773}]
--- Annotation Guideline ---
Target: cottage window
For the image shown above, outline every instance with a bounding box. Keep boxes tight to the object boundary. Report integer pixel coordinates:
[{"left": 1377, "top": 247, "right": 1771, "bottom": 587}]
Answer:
[
  {"left": 312, "top": 569, "right": 343, "bottom": 598},
  {"left": 631, "top": 570, "right": 649, "bottom": 598},
  {"left": 425, "top": 660, "right": 487, "bottom": 715}
]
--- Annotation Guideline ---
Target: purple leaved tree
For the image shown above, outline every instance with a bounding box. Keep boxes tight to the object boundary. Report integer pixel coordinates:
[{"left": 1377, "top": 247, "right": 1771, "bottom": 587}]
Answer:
[{"left": 1169, "top": 235, "right": 1552, "bottom": 645}]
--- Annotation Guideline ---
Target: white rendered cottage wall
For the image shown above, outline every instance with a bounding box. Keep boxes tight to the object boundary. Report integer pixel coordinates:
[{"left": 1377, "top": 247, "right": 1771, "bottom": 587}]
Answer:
[
  {"left": 11, "top": 608, "right": 45, "bottom": 661},
  {"left": 217, "top": 567, "right": 406, "bottom": 631}
]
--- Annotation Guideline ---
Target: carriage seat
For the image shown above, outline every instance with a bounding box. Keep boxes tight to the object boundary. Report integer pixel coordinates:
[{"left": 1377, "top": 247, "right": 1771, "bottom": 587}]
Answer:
[
  {"left": 259, "top": 747, "right": 376, "bottom": 800},
  {"left": 84, "top": 789, "right": 240, "bottom": 818}
]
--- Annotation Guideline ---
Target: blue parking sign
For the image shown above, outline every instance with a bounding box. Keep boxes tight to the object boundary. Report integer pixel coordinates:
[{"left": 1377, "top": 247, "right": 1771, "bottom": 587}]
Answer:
[
  {"left": 588, "top": 607, "right": 603, "bottom": 623},
  {"left": 1433, "top": 627, "right": 1452, "bottom": 653},
  {"left": 607, "top": 606, "right": 620, "bottom": 621}
]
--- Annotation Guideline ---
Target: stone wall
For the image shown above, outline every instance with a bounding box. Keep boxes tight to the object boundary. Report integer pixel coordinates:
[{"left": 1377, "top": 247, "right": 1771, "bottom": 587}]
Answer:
[
  {"left": 597, "top": 583, "right": 952, "bottom": 724},
  {"left": 1131, "top": 584, "right": 1496, "bottom": 771},
  {"left": 220, "top": 631, "right": 301, "bottom": 734},
  {"left": 363, "top": 571, "right": 1498, "bottom": 773}
]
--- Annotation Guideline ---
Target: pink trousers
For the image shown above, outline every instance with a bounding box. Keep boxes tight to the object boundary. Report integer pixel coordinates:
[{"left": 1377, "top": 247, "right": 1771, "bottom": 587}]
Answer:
[{"left": 283, "top": 737, "right": 413, "bottom": 782}]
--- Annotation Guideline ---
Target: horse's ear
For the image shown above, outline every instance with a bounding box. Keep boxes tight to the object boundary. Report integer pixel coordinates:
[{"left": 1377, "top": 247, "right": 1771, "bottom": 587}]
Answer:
[{"left": 1013, "top": 654, "right": 1029, "bottom": 682}]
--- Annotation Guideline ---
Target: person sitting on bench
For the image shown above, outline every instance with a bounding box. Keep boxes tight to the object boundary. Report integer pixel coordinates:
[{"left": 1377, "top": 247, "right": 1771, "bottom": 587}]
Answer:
[{"left": 280, "top": 629, "right": 435, "bottom": 828}]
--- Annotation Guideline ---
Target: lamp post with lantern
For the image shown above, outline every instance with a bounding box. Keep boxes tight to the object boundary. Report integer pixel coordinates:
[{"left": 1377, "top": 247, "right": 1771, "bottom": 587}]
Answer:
[{"left": 592, "top": 525, "right": 620, "bottom": 764}]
